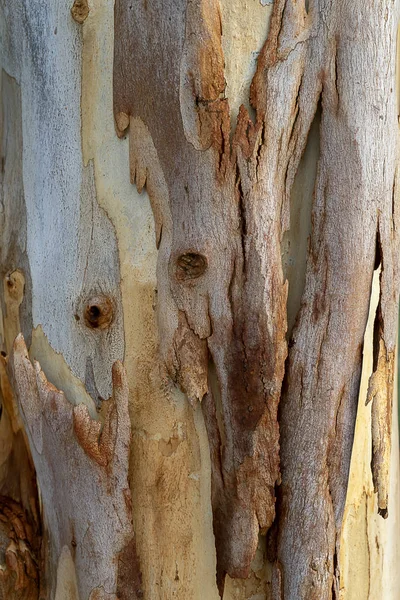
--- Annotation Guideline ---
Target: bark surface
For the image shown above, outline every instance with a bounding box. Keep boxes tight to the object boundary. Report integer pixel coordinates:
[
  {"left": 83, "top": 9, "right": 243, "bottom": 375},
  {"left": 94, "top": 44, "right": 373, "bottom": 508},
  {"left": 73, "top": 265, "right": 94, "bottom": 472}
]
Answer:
[
  {"left": 0, "top": 0, "right": 398, "bottom": 599},
  {"left": 114, "top": 0, "right": 400, "bottom": 598}
]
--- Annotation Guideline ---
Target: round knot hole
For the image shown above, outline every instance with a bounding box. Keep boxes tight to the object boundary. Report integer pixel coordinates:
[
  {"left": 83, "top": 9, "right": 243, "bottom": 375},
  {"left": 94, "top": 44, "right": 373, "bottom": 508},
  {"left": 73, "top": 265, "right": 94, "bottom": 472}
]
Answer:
[
  {"left": 83, "top": 296, "right": 114, "bottom": 330},
  {"left": 176, "top": 253, "right": 208, "bottom": 281}
]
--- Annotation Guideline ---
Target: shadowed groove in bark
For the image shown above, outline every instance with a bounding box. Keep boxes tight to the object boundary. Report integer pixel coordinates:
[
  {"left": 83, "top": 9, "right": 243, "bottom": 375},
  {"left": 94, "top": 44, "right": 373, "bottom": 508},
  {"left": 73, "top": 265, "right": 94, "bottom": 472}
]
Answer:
[{"left": 282, "top": 100, "right": 321, "bottom": 339}]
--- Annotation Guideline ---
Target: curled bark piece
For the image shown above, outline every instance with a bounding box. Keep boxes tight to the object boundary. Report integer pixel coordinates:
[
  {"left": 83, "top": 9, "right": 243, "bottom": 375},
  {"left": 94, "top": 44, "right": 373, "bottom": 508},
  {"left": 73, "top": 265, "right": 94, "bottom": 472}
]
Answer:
[{"left": 73, "top": 361, "right": 127, "bottom": 468}]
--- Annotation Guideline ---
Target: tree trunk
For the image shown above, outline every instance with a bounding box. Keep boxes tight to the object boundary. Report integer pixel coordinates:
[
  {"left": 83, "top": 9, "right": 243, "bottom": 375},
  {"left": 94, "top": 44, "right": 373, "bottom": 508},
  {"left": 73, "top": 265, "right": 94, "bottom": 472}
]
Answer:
[{"left": 0, "top": 0, "right": 399, "bottom": 599}]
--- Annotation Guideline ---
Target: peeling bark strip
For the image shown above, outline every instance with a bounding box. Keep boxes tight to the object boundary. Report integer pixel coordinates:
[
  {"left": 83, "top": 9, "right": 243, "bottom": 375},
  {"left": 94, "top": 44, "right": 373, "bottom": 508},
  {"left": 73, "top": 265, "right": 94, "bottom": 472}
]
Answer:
[
  {"left": 114, "top": 0, "right": 288, "bottom": 588},
  {"left": 114, "top": 0, "right": 399, "bottom": 597},
  {"left": 8, "top": 336, "right": 142, "bottom": 600}
]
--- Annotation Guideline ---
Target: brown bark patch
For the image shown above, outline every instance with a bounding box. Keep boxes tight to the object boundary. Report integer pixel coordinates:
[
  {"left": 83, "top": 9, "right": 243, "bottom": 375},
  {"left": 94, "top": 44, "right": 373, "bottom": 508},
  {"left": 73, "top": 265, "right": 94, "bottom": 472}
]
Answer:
[
  {"left": 0, "top": 497, "right": 41, "bottom": 600},
  {"left": 116, "top": 537, "right": 144, "bottom": 600}
]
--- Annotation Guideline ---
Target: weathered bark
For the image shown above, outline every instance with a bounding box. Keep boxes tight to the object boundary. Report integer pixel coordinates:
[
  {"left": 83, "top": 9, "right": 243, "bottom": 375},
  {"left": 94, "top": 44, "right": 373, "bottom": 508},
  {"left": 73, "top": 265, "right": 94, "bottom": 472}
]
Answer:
[
  {"left": 114, "top": 0, "right": 400, "bottom": 597},
  {"left": 0, "top": 0, "right": 399, "bottom": 599},
  {"left": 113, "top": 0, "right": 287, "bottom": 587},
  {"left": 272, "top": 3, "right": 399, "bottom": 599},
  {"left": 8, "top": 336, "right": 142, "bottom": 599}
]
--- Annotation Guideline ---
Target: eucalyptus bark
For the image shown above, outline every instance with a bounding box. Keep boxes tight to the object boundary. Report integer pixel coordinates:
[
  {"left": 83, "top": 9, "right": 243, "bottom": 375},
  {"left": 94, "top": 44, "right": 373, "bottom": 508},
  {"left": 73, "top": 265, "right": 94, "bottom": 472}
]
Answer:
[{"left": 0, "top": 0, "right": 399, "bottom": 599}]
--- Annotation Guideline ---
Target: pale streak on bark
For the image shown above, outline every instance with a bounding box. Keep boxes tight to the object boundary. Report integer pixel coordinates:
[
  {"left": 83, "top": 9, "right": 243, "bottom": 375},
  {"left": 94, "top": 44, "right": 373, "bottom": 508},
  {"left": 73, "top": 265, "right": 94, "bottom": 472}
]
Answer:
[
  {"left": 54, "top": 546, "right": 79, "bottom": 600},
  {"left": 339, "top": 269, "right": 400, "bottom": 600},
  {"left": 219, "top": 0, "right": 272, "bottom": 128}
]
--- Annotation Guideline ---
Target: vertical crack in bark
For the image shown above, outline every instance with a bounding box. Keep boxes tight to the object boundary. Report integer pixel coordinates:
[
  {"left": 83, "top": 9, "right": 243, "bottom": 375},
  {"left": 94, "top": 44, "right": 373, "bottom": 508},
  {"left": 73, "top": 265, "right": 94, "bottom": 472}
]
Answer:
[
  {"left": 366, "top": 219, "right": 397, "bottom": 519},
  {"left": 282, "top": 99, "right": 321, "bottom": 338},
  {"left": 332, "top": 36, "right": 340, "bottom": 112}
]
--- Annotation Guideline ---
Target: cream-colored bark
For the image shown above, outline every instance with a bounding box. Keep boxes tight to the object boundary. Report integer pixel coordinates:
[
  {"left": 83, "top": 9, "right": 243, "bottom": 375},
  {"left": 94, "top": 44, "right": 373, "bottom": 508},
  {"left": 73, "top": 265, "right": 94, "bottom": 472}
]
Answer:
[{"left": 339, "top": 271, "right": 400, "bottom": 600}]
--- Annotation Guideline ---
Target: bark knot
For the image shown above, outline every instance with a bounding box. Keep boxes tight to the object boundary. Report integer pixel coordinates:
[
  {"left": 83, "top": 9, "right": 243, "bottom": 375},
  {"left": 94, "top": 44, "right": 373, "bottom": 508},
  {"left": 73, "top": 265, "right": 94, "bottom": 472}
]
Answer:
[
  {"left": 175, "top": 253, "right": 208, "bottom": 282},
  {"left": 83, "top": 296, "right": 114, "bottom": 330}
]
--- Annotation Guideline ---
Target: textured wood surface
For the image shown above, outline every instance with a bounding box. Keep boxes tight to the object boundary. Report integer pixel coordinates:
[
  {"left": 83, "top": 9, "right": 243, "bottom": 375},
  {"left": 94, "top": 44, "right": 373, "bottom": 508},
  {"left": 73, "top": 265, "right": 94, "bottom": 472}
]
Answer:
[
  {"left": 9, "top": 335, "right": 142, "bottom": 600},
  {"left": 114, "top": 0, "right": 289, "bottom": 588},
  {"left": 114, "top": 0, "right": 400, "bottom": 597},
  {"left": 0, "top": 0, "right": 398, "bottom": 597}
]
